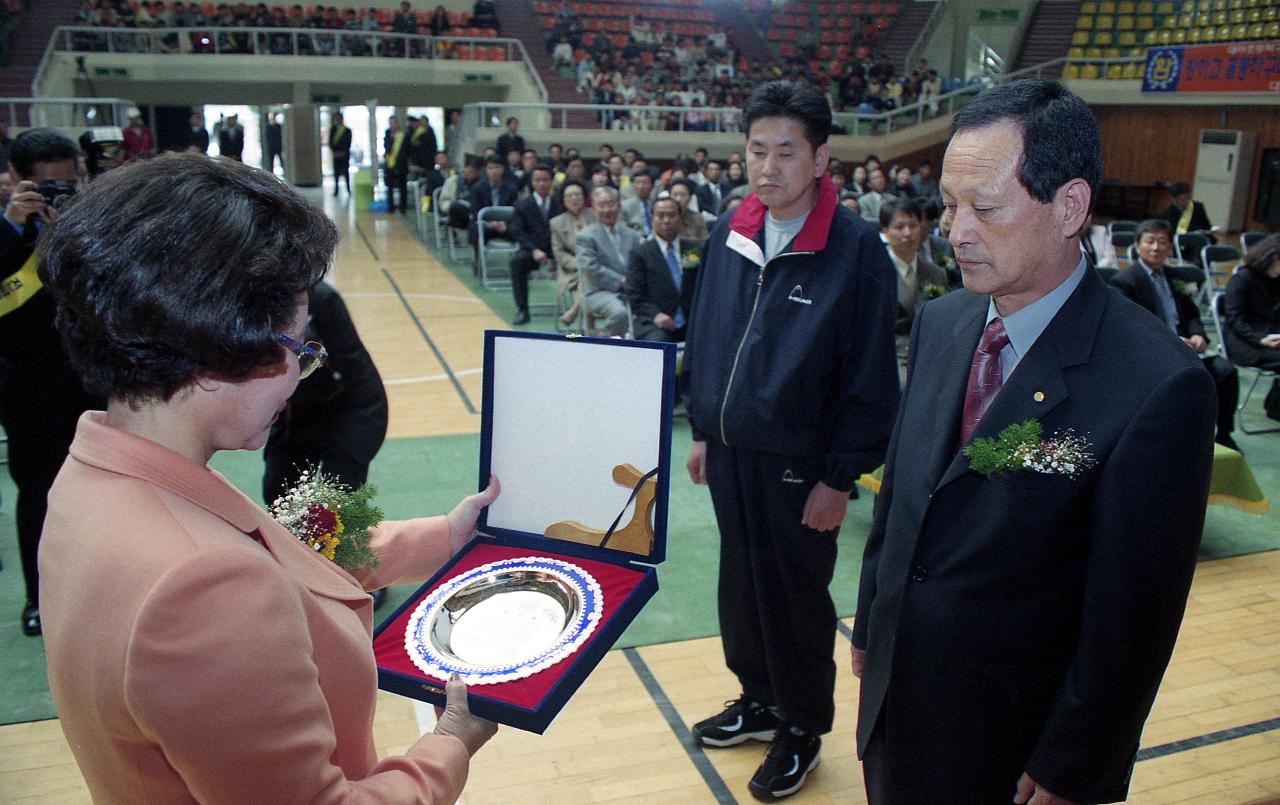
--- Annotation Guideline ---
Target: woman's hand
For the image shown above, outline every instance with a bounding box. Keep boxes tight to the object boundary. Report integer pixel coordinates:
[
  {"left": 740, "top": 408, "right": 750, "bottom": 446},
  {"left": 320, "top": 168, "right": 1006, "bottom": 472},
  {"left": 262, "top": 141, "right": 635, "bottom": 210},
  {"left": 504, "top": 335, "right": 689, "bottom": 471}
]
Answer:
[
  {"left": 433, "top": 675, "right": 497, "bottom": 756},
  {"left": 446, "top": 475, "right": 500, "bottom": 554},
  {"left": 1260, "top": 334, "right": 1280, "bottom": 349}
]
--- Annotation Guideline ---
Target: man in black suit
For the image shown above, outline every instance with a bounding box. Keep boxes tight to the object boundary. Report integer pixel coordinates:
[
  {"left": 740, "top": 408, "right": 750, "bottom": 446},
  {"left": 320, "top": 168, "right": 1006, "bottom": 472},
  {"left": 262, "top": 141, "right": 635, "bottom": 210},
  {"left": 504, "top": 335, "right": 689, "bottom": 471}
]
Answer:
[
  {"left": 626, "top": 194, "right": 698, "bottom": 343},
  {"left": 1158, "top": 181, "right": 1214, "bottom": 236},
  {"left": 694, "top": 158, "right": 726, "bottom": 220},
  {"left": 264, "top": 111, "right": 283, "bottom": 173},
  {"left": 508, "top": 163, "right": 562, "bottom": 326},
  {"left": 853, "top": 80, "right": 1217, "bottom": 805},
  {"left": 408, "top": 115, "right": 438, "bottom": 182},
  {"left": 329, "top": 112, "right": 353, "bottom": 197},
  {"left": 1111, "top": 218, "right": 1239, "bottom": 450},
  {"left": 383, "top": 117, "right": 409, "bottom": 214},
  {"left": 467, "top": 154, "right": 519, "bottom": 260},
  {"left": 183, "top": 112, "right": 210, "bottom": 153},
  {"left": 217, "top": 114, "right": 244, "bottom": 162},
  {"left": 495, "top": 116, "right": 524, "bottom": 162}
]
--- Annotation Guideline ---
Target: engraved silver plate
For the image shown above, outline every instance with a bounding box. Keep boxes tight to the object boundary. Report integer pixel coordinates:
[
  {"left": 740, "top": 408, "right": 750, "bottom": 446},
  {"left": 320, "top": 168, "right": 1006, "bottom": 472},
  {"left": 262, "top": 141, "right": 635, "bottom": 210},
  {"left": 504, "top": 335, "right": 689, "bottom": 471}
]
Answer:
[{"left": 404, "top": 557, "right": 603, "bottom": 685}]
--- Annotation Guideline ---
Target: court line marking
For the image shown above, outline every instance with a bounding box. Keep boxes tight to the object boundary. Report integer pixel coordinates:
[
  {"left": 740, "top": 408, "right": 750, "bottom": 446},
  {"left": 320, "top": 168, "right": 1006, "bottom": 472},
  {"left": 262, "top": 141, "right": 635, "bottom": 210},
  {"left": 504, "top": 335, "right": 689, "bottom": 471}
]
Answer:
[
  {"left": 355, "top": 219, "right": 380, "bottom": 261},
  {"left": 623, "top": 647, "right": 737, "bottom": 804},
  {"left": 341, "top": 291, "right": 485, "bottom": 304},
  {"left": 384, "top": 368, "right": 483, "bottom": 386},
  {"left": 380, "top": 267, "right": 478, "bottom": 414}
]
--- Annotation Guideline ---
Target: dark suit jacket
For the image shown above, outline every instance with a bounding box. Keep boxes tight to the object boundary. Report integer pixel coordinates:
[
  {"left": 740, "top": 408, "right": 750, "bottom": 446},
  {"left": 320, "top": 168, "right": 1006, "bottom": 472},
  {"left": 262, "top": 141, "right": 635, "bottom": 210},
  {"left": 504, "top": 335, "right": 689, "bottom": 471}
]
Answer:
[
  {"left": 510, "top": 193, "right": 564, "bottom": 256},
  {"left": 466, "top": 178, "right": 519, "bottom": 217},
  {"left": 329, "top": 125, "right": 352, "bottom": 160},
  {"left": 854, "top": 267, "right": 1216, "bottom": 803},
  {"left": 185, "top": 126, "right": 210, "bottom": 152},
  {"left": 409, "top": 125, "right": 438, "bottom": 170},
  {"left": 1110, "top": 261, "right": 1206, "bottom": 341},
  {"left": 1222, "top": 266, "right": 1280, "bottom": 369},
  {"left": 1158, "top": 199, "right": 1212, "bottom": 233},
  {"left": 694, "top": 183, "right": 725, "bottom": 217},
  {"left": 217, "top": 125, "right": 244, "bottom": 161},
  {"left": 625, "top": 237, "right": 701, "bottom": 342}
]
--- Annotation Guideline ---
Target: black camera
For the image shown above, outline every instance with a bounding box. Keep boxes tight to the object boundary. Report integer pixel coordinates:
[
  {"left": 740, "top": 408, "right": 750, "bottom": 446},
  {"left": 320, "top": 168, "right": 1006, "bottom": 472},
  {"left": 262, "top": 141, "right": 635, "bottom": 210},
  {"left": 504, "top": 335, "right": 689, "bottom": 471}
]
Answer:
[{"left": 36, "top": 180, "right": 77, "bottom": 211}]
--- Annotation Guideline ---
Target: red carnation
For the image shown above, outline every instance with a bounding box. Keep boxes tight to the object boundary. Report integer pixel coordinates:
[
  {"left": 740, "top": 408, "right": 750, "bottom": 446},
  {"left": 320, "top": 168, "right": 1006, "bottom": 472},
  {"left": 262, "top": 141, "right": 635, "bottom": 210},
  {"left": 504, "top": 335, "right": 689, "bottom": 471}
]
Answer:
[{"left": 302, "top": 504, "right": 339, "bottom": 538}]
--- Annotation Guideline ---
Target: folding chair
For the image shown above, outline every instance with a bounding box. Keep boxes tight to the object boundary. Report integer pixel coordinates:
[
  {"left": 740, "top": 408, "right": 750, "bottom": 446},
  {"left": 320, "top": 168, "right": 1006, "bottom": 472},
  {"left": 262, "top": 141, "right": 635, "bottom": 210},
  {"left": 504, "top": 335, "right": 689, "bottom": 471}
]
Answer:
[
  {"left": 476, "top": 206, "right": 519, "bottom": 291},
  {"left": 1211, "top": 293, "right": 1279, "bottom": 434},
  {"left": 1200, "top": 244, "right": 1240, "bottom": 300},
  {"left": 1240, "top": 230, "right": 1266, "bottom": 255},
  {"left": 1111, "top": 231, "right": 1136, "bottom": 266},
  {"left": 1107, "top": 220, "right": 1139, "bottom": 237}
]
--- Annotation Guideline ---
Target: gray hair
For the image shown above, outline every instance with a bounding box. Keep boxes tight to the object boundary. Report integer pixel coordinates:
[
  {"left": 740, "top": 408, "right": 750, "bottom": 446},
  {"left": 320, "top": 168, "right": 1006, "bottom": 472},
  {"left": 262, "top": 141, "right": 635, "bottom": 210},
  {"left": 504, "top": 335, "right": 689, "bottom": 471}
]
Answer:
[{"left": 592, "top": 185, "right": 620, "bottom": 203}]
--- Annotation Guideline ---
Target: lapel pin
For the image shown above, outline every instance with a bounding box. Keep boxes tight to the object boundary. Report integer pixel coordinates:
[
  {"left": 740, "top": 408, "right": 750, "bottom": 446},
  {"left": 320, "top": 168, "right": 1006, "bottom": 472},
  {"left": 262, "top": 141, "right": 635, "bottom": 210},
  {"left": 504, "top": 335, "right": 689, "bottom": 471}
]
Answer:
[{"left": 1033, "top": 391, "right": 1046, "bottom": 403}]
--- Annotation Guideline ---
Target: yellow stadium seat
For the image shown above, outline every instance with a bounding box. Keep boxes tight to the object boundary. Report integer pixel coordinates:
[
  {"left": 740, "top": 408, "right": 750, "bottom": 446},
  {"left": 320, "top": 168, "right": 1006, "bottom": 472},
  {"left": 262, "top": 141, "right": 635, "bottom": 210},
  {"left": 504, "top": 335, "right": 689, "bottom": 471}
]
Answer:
[
  {"left": 1144, "top": 27, "right": 1161, "bottom": 41},
  {"left": 1157, "top": 27, "right": 1173, "bottom": 41},
  {"left": 1086, "top": 46, "right": 1104, "bottom": 57},
  {"left": 1068, "top": 46, "right": 1086, "bottom": 57},
  {"left": 1118, "top": 14, "right": 1136, "bottom": 26},
  {"left": 1100, "top": 0, "right": 1117, "bottom": 11},
  {"left": 1129, "top": 46, "right": 1147, "bottom": 55},
  {"left": 1175, "top": 27, "right": 1190, "bottom": 40},
  {"left": 1097, "top": 13, "right": 1115, "bottom": 25},
  {"left": 1137, "top": 0, "right": 1154, "bottom": 12},
  {"left": 1247, "top": 20, "right": 1264, "bottom": 34},
  {"left": 1072, "top": 30, "right": 1091, "bottom": 44},
  {"left": 1213, "top": 0, "right": 1226, "bottom": 9},
  {"left": 1077, "top": 14, "right": 1094, "bottom": 27},
  {"left": 1094, "top": 29, "right": 1115, "bottom": 42},
  {"left": 1118, "top": 1, "right": 1136, "bottom": 11},
  {"left": 1265, "top": 19, "right": 1279, "bottom": 36},
  {"left": 1137, "top": 14, "right": 1155, "bottom": 27},
  {"left": 1103, "top": 46, "right": 1121, "bottom": 55},
  {"left": 1063, "top": 64, "right": 1082, "bottom": 79},
  {"left": 1179, "top": 12, "right": 1194, "bottom": 25},
  {"left": 1123, "top": 62, "right": 1142, "bottom": 78},
  {"left": 1197, "top": 0, "right": 1211, "bottom": 11},
  {"left": 1117, "top": 29, "right": 1137, "bottom": 42},
  {"left": 1082, "top": 63, "right": 1101, "bottom": 79},
  {"left": 1213, "top": 10, "right": 1228, "bottom": 23},
  {"left": 1230, "top": 0, "right": 1244, "bottom": 7},
  {"left": 1156, "top": 1, "right": 1174, "bottom": 12},
  {"left": 1106, "top": 63, "right": 1125, "bottom": 78},
  {"left": 1218, "top": 22, "right": 1233, "bottom": 36},
  {"left": 1247, "top": 7, "right": 1262, "bottom": 20},
  {"left": 1230, "top": 8, "right": 1246, "bottom": 19},
  {"left": 1081, "top": 1, "right": 1098, "bottom": 12},
  {"left": 1266, "top": 8, "right": 1278, "bottom": 21},
  {"left": 1232, "top": 21, "right": 1248, "bottom": 34}
]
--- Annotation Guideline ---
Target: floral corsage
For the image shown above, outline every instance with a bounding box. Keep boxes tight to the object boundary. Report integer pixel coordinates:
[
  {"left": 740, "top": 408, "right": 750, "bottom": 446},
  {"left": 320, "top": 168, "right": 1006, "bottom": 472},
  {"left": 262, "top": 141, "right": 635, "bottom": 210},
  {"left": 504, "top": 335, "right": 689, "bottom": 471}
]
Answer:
[
  {"left": 963, "top": 420, "right": 1096, "bottom": 479},
  {"left": 923, "top": 283, "right": 949, "bottom": 300},
  {"left": 680, "top": 245, "right": 701, "bottom": 270},
  {"left": 271, "top": 468, "right": 383, "bottom": 575}
]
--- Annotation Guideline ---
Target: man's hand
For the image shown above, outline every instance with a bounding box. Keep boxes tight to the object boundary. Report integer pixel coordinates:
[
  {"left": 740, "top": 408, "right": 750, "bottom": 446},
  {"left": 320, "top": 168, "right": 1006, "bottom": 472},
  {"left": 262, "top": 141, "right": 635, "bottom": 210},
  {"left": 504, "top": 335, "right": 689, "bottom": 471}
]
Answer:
[
  {"left": 433, "top": 675, "right": 498, "bottom": 756},
  {"left": 687, "top": 440, "right": 707, "bottom": 485},
  {"left": 1260, "top": 334, "right": 1280, "bottom": 349},
  {"left": 446, "top": 475, "right": 501, "bottom": 554},
  {"left": 485, "top": 220, "right": 507, "bottom": 233},
  {"left": 653, "top": 312, "right": 676, "bottom": 332},
  {"left": 801, "top": 481, "right": 850, "bottom": 532},
  {"left": 851, "top": 645, "right": 865, "bottom": 679},
  {"left": 1013, "top": 773, "right": 1081, "bottom": 805},
  {"left": 1181, "top": 334, "right": 1206, "bottom": 353},
  {"left": 532, "top": 248, "right": 548, "bottom": 262},
  {"left": 3, "top": 181, "right": 53, "bottom": 229}
]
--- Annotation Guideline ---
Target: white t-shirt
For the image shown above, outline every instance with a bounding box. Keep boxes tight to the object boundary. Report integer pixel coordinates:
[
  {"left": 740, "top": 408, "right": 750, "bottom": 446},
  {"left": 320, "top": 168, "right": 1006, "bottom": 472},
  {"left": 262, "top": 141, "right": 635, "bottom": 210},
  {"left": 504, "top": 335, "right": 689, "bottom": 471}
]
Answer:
[{"left": 764, "top": 210, "right": 810, "bottom": 263}]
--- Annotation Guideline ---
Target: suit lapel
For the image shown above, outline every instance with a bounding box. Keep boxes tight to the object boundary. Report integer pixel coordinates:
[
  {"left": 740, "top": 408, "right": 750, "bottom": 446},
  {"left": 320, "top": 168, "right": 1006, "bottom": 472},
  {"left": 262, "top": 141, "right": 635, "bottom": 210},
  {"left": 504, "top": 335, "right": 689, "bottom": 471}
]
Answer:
[
  {"left": 934, "top": 268, "right": 1107, "bottom": 492},
  {"left": 925, "top": 297, "right": 987, "bottom": 489}
]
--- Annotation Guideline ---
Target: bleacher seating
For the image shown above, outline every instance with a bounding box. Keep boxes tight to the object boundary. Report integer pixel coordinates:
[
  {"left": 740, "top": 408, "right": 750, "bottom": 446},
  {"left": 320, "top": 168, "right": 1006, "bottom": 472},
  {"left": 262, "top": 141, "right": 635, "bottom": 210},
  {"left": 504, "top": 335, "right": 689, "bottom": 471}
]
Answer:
[{"left": 1068, "top": 0, "right": 1279, "bottom": 79}]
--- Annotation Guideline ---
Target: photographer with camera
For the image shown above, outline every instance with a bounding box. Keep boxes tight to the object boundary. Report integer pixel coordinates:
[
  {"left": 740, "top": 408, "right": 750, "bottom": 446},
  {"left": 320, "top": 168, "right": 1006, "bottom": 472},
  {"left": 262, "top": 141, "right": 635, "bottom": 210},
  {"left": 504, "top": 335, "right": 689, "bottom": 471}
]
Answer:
[{"left": 0, "top": 128, "right": 99, "bottom": 636}]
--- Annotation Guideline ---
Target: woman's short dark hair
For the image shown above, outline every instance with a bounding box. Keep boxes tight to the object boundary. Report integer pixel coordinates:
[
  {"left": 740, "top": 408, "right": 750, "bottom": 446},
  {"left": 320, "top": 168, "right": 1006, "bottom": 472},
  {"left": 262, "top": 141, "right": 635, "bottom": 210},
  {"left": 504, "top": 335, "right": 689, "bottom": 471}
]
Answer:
[
  {"left": 557, "top": 178, "right": 587, "bottom": 203},
  {"left": 950, "top": 78, "right": 1101, "bottom": 215},
  {"left": 38, "top": 153, "right": 336, "bottom": 404},
  {"left": 742, "top": 80, "right": 832, "bottom": 152},
  {"left": 9, "top": 128, "right": 80, "bottom": 179},
  {"left": 1243, "top": 233, "right": 1280, "bottom": 279}
]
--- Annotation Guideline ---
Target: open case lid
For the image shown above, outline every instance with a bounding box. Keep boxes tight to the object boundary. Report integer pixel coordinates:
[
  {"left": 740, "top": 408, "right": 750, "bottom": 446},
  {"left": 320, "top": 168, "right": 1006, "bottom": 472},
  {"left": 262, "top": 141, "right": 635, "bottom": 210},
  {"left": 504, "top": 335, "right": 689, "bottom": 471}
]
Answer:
[{"left": 477, "top": 331, "right": 676, "bottom": 565}]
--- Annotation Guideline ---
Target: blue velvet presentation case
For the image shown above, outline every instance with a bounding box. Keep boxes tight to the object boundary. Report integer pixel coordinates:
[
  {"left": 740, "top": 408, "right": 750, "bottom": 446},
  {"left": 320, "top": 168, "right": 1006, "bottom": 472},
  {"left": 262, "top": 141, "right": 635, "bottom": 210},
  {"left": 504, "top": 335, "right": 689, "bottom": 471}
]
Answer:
[{"left": 373, "top": 330, "right": 676, "bottom": 734}]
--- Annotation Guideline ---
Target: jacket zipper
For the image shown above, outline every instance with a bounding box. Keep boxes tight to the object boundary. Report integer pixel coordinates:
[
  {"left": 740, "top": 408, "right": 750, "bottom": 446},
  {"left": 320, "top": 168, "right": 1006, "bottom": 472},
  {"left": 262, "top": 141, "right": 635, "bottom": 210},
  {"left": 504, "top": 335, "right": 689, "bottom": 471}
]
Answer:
[{"left": 716, "top": 248, "right": 816, "bottom": 444}]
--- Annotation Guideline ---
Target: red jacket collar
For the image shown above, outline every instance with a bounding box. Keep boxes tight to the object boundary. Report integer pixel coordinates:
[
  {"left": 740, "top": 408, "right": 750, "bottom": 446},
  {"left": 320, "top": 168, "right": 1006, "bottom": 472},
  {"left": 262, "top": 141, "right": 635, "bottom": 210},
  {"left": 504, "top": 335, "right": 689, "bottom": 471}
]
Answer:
[{"left": 728, "top": 173, "right": 838, "bottom": 253}]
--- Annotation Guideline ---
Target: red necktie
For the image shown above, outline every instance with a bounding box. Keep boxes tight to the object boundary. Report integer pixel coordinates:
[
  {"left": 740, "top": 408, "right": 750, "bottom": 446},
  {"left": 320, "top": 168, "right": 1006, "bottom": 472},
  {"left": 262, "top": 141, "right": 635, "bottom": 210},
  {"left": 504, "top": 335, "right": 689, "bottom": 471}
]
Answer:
[{"left": 958, "top": 317, "right": 1009, "bottom": 447}]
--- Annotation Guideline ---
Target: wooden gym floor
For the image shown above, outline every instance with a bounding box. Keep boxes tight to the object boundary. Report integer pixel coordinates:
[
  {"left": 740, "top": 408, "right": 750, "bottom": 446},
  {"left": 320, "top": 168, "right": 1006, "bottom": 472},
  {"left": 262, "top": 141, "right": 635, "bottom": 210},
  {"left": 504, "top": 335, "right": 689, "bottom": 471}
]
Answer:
[{"left": 1, "top": 193, "right": 1278, "bottom": 804}]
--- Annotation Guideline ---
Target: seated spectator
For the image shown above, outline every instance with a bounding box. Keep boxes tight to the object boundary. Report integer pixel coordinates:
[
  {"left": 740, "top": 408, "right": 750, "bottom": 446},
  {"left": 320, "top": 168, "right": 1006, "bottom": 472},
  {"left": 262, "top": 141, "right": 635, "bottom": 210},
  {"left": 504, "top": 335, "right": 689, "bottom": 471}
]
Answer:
[
  {"left": 1111, "top": 219, "right": 1240, "bottom": 448},
  {"left": 723, "top": 160, "right": 747, "bottom": 193},
  {"left": 621, "top": 169, "right": 655, "bottom": 236},
  {"left": 576, "top": 186, "right": 640, "bottom": 337},
  {"left": 912, "top": 160, "right": 938, "bottom": 199},
  {"left": 472, "top": 0, "right": 498, "bottom": 30},
  {"left": 695, "top": 160, "right": 726, "bottom": 223},
  {"left": 441, "top": 157, "right": 481, "bottom": 232},
  {"left": 879, "top": 198, "right": 947, "bottom": 337},
  {"left": 1222, "top": 232, "right": 1280, "bottom": 422},
  {"left": 887, "top": 166, "right": 916, "bottom": 199},
  {"left": 606, "top": 153, "right": 631, "bottom": 193},
  {"left": 848, "top": 164, "right": 868, "bottom": 196},
  {"left": 551, "top": 180, "right": 595, "bottom": 326},
  {"left": 626, "top": 194, "right": 700, "bottom": 343},
  {"left": 666, "top": 178, "right": 709, "bottom": 241},
  {"left": 915, "top": 198, "right": 957, "bottom": 287},
  {"left": 421, "top": 152, "right": 453, "bottom": 200},
  {"left": 508, "top": 164, "right": 563, "bottom": 326},
  {"left": 430, "top": 4, "right": 449, "bottom": 36},
  {"left": 467, "top": 155, "right": 518, "bottom": 254},
  {"left": 858, "top": 168, "right": 886, "bottom": 222},
  {"left": 552, "top": 36, "right": 573, "bottom": 68},
  {"left": 1159, "top": 181, "right": 1214, "bottom": 237}
]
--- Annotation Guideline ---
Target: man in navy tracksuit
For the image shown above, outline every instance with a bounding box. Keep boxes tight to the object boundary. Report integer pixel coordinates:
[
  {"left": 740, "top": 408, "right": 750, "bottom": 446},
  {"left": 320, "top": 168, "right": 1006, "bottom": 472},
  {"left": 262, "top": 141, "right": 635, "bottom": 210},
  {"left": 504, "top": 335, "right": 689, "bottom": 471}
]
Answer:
[{"left": 683, "top": 81, "right": 900, "bottom": 801}]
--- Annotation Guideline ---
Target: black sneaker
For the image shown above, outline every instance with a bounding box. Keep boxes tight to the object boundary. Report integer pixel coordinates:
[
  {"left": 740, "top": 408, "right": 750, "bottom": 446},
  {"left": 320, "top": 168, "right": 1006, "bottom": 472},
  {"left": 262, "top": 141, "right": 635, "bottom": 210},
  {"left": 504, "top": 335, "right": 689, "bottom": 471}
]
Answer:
[
  {"left": 748, "top": 729, "right": 821, "bottom": 801},
  {"left": 692, "top": 696, "right": 780, "bottom": 748}
]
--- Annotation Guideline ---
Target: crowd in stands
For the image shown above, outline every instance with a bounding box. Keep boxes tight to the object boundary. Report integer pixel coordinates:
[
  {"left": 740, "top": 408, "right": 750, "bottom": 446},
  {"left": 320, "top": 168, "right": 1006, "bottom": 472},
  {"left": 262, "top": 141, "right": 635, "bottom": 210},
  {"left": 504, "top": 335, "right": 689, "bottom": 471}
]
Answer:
[
  {"left": 1, "top": 0, "right": 26, "bottom": 65},
  {"left": 69, "top": 0, "right": 502, "bottom": 56}
]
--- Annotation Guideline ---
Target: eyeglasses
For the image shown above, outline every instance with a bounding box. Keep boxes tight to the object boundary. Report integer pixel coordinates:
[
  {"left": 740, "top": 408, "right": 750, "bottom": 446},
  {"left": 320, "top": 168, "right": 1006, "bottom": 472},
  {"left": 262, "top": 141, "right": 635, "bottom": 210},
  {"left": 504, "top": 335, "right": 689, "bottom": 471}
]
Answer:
[{"left": 275, "top": 333, "right": 328, "bottom": 380}]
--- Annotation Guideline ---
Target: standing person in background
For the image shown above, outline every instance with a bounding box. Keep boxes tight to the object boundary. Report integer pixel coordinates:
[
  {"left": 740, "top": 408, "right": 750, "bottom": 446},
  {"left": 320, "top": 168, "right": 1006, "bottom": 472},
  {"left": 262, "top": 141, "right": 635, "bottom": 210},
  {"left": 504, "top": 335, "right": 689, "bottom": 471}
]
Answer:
[
  {"left": 409, "top": 114, "right": 439, "bottom": 184},
  {"left": 218, "top": 114, "right": 245, "bottom": 162},
  {"left": 1158, "top": 181, "right": 1214, "bottom": 236},
  {"left": 383, "top": 117, "right": 409, "bottom": 214},
  {"left": 496, "top": 116, "right": 524, "bottom": 161},
  {"left": 329, "top": 111, "right": 352, "bottom": 197},
  {"left": 683, "top": 81, "right": 899, "bottom": 802},
  {"left": 264, "top": 111, "right": 284, "bottom": 173},
  {"left": 183, "top": 112, "right": 210, "bottom": 153},
  {"left": 121, "top": 108, "right": 154, "bottom": 161},
  {"left": 445, "top": 109, "right": 463, "bottom": 171}
]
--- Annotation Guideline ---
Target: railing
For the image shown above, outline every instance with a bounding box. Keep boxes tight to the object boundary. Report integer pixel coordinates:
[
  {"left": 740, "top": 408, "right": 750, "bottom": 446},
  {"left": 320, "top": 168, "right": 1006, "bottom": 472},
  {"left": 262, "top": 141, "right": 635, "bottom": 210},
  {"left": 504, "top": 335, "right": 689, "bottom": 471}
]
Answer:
[
  {"left": 967, "top": 31, "right": 1006, "bottom": 80},
  {"left": 0, "top": 96, "right": 136, "bottom": 129},
  {"left": 466, "top": 101, "right": 744, "bottom": 133},
  {"left": 33, "top": 26, "right": 548, "bottom": 102},
  {"left": 905, "top": 0, "right": 950, "bottom": 74}
]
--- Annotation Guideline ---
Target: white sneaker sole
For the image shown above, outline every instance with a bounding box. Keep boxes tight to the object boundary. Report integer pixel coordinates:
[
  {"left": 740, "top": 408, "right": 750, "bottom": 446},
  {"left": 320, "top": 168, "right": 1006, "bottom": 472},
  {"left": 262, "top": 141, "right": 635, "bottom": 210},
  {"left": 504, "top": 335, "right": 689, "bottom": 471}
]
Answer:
[
  {"left": 748, "top": 750, "right": 821, "bottom": 801},
  {"left": 695, "top": 728, "right": 777, "bottom": 748}
]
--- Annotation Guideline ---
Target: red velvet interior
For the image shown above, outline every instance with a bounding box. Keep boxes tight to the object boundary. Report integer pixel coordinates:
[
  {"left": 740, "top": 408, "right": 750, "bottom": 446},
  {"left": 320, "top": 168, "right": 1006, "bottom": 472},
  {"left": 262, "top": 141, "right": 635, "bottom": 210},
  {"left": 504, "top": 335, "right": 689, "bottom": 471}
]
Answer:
[{"left": 374, "top": 542, "right": 648, "bottom": 710}]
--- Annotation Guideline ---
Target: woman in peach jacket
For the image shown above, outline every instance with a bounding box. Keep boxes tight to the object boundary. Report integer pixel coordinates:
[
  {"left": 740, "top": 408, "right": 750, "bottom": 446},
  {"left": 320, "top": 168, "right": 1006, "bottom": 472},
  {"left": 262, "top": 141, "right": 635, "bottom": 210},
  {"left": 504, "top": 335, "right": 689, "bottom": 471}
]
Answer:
[{"left": 37, "top": 153, "right": 497, "bottom": 803}]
